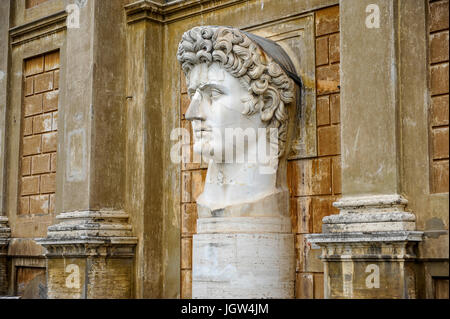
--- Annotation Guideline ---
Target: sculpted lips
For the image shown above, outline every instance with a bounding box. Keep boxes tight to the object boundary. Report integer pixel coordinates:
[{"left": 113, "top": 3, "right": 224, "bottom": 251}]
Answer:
[{"left": 194, "top": 126, "right": 212, "bottom": 139}]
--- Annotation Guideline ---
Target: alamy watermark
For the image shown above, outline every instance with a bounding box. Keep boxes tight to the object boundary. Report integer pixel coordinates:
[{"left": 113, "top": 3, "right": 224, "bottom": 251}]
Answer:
[
  {"left": 365, "top": 4, "right": 380, "bottom": 29},
  {"left": 170, "top": 125, "right": 279, "bottom": 174}
]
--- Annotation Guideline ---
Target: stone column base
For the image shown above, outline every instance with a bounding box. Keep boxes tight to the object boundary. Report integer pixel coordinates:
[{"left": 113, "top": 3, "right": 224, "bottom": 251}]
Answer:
[
  {"left": 38, "top": 210, "right": 137, "bottom": 299},
  {"left": 308, "top": 231, "right": 423, "bottom": 298},
  {"left": 192, "top": 217, "right": 295, "bottom": 299},
  {"left": 307, "top": 195, "right": 423, "bottom": 299}
]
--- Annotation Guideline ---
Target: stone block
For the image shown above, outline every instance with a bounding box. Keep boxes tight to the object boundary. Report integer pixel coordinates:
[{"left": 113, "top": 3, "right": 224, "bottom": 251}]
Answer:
[
  {"left": 316, "top": 6, "right": 339, "bottom": 36},
  {"left": 24, "top": 94, "right": 42, "bottom": 117},
  {"left": 295, "top": 272, "right": 313, "bottom": 299},
  {"left": 318, "top": 125, "right": 340, "bottom": 156},
  {"left": 22, "top": 157, "right": 31, "bottom": 176},
  {"left": 432, "top": 127, "right": 449, "bottom": 159},
  {"left": 23, "top": 117, "right": 33, "bottom": 136},
  {"left": 315, "top": 36, "right": 329, "bottom": 66},
  {"left": 430, "top": 31, "right": 449, "bottom": 64},
  {"left": 332, "top": 156, "right": 342, "bottom": 194},
  {"left": 44, "top": 51, "right": 60, "bottom": 71},
  {"left": 314, "top": 273, "right": 324, "bottom": 299},
  {"left": 330, "top": 93, "right": 340, "bottom": 124},
  {"left": 40, "top": 173, "right": 56, "bottom": 194},
  {"left": 25, "top": 77, "right": 34, "bottom": 96},
  {"left": 51, "top": 153, "right": 57, "bottom": 172},
  {"left": 49, "top": 194, "right": 55, "bottom": 214},
  {"left": 317, "top": 64, "right": 340, "bottom": 95},
  {"left": 54, "top": 70, "right": 59, "bottom": 89},
  {"left": 311, "top": 196, "right": 339, "bottom": 233},
  {"left": 33, "top": 113, "right": 52, "bottom": 134},
  {"left": 316, "top": 95, "right": 330, "bottom": 126},
  {"left": 432, "top": 160, "right": 449, "bottom": 193},
  {"left": 23, "top": 135, "right": 41, "bottom": 156},
  {"left": 42, "top": 132, "right": 57, "bottom": 153},
  {"left": 24, "top": 55, "right": 44, "bottom": 76},
  {"left": 30, "top": 195, "right": 49, "bottom": 214},
  {"left": 429, "top": 0, "right": 449, "bottom": 32},
  {"left": 329, "top": 33, "right": 340, "bottom": 63},
  {"left": 21, "top": 176, "right": 39, "bottom": 196},
  {"left": 34, "top": 72, "right": 53, "bottom": 94},
  {"left": 290, "top": 158, "right": 332, "bottom": 196},
  {"left": 19, "top": 196, "right": 30, "bottom": 215},
  {"left": 181, "top": 203, "right": 197, "bottom": 235},
  {"left": 181, "top": 237, "right": 192, "bottom": 269},
  {"left": 431, "top": 95, "right": 449, "bottom": 126},
  {"left": 294, "top": 197, "right": 312, "bottom": 234},
  {"left": 52, "top": 111, "right": 58, "bottom": 131},
  {"left": 181, "top": 171, "right": 191, "bottom": 203},
  {"left": 31, "top": 154, "right": 51, "bottom": 174},
  {"left": 43, "top": 90, "right": 59, "bottom": 112},
  {"left": 430, "top": 63, "right": 449, "bottom": 96},
  {"left": 181, "top": 269, "right": 192, "bottom": 298}
]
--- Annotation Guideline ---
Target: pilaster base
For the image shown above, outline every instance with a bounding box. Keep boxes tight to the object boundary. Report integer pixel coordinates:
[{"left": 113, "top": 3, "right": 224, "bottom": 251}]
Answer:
[
  {"left": 192, "top": 217, "right": 295, "bottom": 299},
  {"left": 38, "top": 210, "right": 137, "bottom": 299},
  {"left": 307, "top": 195, "right": 423, "bottom": 299}
]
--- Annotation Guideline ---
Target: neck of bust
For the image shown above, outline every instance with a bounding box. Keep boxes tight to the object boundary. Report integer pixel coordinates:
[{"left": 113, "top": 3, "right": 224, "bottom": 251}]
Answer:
[{"left": 197, "top": 156, "right": 279, "bottom": 212}]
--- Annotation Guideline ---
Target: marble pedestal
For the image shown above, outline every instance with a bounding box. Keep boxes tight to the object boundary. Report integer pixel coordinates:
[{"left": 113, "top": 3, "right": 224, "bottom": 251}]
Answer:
[{"left": 192, "top": 216, "right": 295, "bottom": 299}]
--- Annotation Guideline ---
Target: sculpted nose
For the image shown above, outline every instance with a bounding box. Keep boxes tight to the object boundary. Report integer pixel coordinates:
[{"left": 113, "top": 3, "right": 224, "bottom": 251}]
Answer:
[{"left": 185, "top": 91, "right": 206, "bottom": 121}]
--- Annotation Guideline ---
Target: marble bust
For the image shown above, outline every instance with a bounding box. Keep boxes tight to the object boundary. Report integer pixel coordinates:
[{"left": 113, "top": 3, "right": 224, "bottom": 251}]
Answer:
[{"left": 177, "top": 26, "right": 300, "bottom": 220}]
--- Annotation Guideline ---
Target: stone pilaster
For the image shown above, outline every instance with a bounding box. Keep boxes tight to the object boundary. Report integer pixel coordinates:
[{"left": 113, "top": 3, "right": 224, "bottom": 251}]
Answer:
[
  {"left": 35, "top": 0, "right": 136, "bottom": 298},
  {"left": 307, "top": 0, "right": 424, "bottom": 299},
  {"left": 38, "top": 211, "right": 136, "bottom": 299}
]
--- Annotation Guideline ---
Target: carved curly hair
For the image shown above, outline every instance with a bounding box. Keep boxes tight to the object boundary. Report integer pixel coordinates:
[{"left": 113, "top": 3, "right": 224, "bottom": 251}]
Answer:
[{"left": 177, "top": 26, "right": 295, "bottom": 158}]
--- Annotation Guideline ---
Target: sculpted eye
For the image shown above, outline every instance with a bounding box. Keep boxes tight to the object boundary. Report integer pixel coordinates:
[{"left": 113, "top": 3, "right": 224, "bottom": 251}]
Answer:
[{"left": 210, "top": 88, "right": 223, "bottom": 99}]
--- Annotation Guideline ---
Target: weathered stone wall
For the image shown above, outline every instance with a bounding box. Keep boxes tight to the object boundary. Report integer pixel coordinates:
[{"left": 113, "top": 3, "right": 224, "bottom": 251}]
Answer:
[
  {"left": 425, "top": 0, "right": 449, "bottom": 298},
  {"left": 20, "top": 52, "right": 59, "bottom": 216},
  {"left": 289, "top": 5, "right": 340, "bottom": 299},
  {"left": 0, "top": 0, "right": 447, "bottom": 299},
  {"left": 428, "top": 0, "right": 449, "bottom": 194}
]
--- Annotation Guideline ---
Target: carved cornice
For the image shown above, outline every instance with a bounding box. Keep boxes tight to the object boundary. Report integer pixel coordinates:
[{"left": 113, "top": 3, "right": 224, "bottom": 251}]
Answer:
[
  {"left": 125, "top": 0, "right": 247, "bottom": 24},
  {"left": 37, "top": 210, "right": 137, "bottom": 258},
  {"left": 9, "top": 10, "right": 67, "bottom": 47}
]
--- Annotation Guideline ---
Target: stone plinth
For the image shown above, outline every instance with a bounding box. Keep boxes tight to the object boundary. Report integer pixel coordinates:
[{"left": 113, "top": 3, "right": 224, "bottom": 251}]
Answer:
[
  {"left": 307, "top": 195, "right": 423, "bottom": 299},
  {"left": 192, "top": 217, "right": 295, "bottom": 299},
  {"left": 38, "top": 210, "right": 137, "bottom": 299},
  {"left": 0, "top": 216, "right": 10, "bottom": 295}
]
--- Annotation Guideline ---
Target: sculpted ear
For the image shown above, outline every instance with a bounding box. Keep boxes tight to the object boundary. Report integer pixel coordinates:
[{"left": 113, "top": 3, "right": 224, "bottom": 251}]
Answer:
[{"left": 260, "top": 87, "right": 280, "bottom": 122}]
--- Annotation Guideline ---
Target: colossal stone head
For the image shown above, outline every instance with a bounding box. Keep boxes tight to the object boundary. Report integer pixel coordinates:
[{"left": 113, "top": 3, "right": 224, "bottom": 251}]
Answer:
[{"left": 177, "top": 26, "right": 301, "bottom": 165}]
